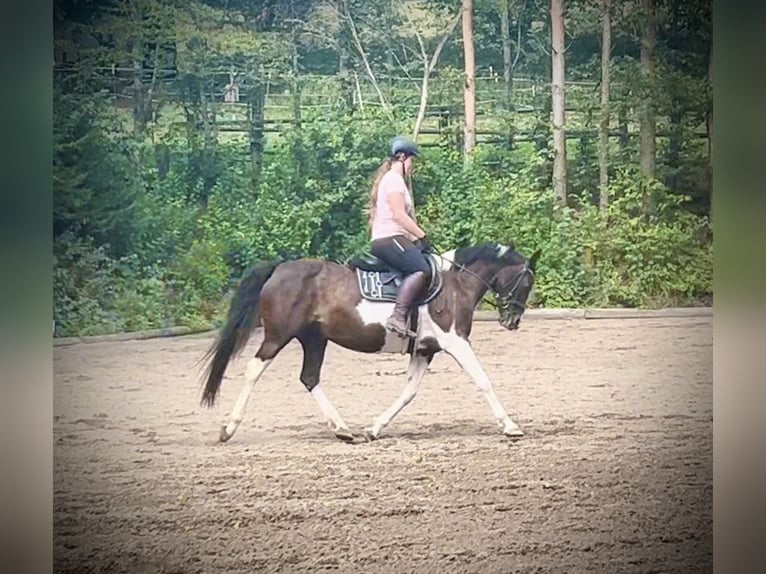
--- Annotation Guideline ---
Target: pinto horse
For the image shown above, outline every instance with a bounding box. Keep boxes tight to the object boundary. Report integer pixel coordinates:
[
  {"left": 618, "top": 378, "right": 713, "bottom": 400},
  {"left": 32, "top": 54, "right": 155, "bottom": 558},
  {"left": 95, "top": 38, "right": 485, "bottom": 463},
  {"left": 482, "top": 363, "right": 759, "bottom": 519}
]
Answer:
[{"left": 200, "top": 241, "right": 540, "bottom": 443}]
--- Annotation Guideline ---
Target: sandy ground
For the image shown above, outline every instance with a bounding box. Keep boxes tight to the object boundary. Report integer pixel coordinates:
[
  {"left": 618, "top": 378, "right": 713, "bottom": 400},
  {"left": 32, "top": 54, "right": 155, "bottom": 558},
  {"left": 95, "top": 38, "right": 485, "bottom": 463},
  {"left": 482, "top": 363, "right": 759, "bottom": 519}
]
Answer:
[{"left": 53, "top": 316, "right": 712, "bottom": 573}]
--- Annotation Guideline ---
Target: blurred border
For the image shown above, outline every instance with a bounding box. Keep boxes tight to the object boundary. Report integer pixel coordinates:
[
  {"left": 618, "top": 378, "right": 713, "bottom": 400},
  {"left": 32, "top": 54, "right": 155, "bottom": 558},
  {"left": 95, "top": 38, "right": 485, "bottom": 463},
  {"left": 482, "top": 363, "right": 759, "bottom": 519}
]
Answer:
[
  {"left": 0, "top": 0, "right": 53, "bottom": 571},
  {"left": 713, "top": 0, "right": 766, "bottom": 572},
  {"left": 1, "top": 0, "right": 764, "bottom": 571}
]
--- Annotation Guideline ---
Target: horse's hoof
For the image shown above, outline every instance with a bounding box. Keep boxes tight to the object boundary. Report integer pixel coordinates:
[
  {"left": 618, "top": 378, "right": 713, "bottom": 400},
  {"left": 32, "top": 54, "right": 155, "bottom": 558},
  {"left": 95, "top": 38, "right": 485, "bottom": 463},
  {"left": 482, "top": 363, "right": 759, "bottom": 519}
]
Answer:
[
  {"left": 503, "top": 427, "right": 525, "bottom": 439},
  {"left": 334, "top": 428, "right": 355, "bottom": 442},
  {"left": 219, "top": 426, "right": 232, "bottom": 443},
  {"left": 363, "top": 428, "right": 379, "bottom": 442}
]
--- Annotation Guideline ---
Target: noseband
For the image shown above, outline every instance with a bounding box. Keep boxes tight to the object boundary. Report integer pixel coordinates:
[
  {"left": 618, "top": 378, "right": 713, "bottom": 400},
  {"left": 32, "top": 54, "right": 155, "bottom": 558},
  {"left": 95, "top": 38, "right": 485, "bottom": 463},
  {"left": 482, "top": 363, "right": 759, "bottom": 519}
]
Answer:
[{"left": 496, "top": 266, "right": 535, "bottom": 315}]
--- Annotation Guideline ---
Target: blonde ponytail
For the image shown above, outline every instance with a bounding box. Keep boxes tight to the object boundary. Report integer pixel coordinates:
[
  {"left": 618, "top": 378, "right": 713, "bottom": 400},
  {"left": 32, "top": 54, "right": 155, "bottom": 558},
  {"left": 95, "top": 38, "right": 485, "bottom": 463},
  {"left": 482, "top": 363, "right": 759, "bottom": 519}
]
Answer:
[{"left": 366, "top": 158, "right": 393, "bottom": 228}]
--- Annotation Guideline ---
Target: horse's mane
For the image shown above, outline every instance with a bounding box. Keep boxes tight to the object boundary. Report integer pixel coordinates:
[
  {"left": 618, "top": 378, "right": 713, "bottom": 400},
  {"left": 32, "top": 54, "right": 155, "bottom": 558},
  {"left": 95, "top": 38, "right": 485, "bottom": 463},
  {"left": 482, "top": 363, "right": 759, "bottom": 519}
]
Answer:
[{"left": 453, "top": 242, "right": 526, "bottom": 266}]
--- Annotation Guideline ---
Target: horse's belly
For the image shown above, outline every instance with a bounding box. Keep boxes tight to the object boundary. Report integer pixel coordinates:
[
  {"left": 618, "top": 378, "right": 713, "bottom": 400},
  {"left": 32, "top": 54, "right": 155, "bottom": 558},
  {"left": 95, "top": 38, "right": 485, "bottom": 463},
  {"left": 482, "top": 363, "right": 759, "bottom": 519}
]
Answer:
[{"left": 318, "top": 300, "right": 409, "bottom": 354}]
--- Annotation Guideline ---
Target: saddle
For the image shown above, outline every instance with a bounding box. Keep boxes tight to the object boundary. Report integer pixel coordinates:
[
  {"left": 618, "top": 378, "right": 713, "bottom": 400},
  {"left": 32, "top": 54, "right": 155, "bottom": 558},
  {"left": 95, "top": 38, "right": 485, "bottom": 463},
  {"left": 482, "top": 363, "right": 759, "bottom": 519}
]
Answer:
[{"left": 348, "top": 252, "right": 444, "bottom": 304}]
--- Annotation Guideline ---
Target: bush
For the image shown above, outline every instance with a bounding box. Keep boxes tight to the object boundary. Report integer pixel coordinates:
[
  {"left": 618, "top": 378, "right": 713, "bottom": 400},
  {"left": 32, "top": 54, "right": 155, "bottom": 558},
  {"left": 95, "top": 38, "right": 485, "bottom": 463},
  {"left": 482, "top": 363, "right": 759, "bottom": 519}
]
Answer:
[
  {"left": 583, "top": 168, "right": 713, "bottom": 307},
  {"left": 417, "top": 151, "right": 711, "bottom": 309},
  {"left": 53, "top": 108, "right": 712, "bottom": 336},
  {"left": 53, "top": 234, "right": 169, "bottom": 336}
]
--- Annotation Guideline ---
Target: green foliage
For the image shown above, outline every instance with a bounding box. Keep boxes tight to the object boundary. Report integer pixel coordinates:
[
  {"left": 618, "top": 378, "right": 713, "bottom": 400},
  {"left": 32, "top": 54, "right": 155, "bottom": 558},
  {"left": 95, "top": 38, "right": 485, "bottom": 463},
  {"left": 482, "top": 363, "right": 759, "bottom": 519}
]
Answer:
[
  {"left": 583, "top": 169, "right": 713, "bottom": 307},
  {"left": 52, "top": 100, "right": 713, "bottom": 336},
  {"left": 416, "top": 149, "right": 711, "bottom": 309},
  {"left": 53, "top": 84, "right": 143, "bottom": 258},
  {"left": 53, "top": 0, "right": 712, "bottom": 336},
  {"left": 53, "top": 234, "right": 169, "bottom": 336}
]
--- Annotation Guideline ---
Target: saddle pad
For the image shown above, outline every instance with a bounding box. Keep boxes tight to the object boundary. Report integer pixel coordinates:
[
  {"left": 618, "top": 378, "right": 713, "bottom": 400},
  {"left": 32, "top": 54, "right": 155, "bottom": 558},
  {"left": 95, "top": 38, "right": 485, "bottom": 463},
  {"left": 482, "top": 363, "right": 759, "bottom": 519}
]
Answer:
[{"left": 356, "top": 269, "right": 401, "bottom": 303}]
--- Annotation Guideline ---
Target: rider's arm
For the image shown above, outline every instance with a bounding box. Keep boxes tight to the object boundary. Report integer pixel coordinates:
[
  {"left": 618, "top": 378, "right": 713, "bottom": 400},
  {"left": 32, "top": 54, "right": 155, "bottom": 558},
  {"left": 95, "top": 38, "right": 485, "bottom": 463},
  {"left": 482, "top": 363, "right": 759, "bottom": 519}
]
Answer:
[{"left": 386, "top": 190, "right": 426, "bottom": 240}]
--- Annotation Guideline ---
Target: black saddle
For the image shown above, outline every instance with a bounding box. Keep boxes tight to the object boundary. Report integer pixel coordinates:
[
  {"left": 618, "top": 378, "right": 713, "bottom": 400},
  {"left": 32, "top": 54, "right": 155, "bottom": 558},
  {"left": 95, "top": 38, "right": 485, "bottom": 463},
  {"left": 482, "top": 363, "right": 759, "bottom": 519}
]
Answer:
[{"left": 348, "top": 252, "right": 443, "bottom": 304}]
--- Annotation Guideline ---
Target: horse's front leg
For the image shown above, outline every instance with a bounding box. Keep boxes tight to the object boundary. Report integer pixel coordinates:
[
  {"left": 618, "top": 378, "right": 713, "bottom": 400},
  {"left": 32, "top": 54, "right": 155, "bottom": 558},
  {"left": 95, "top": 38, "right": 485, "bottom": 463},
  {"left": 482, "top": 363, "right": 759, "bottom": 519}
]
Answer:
[
  {"left": 364, "top": 351, "right": 433, "bottom": 441},
  {"left": 443, "top": 337, "right": 524, "bottom": 438}
]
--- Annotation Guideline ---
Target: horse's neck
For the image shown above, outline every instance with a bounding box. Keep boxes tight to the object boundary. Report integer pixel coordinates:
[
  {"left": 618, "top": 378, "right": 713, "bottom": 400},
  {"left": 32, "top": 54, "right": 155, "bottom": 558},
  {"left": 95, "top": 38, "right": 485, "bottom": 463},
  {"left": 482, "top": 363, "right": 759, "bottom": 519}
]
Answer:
[{"left": 457, "top": 261, "right": 497, "bottom": 307}]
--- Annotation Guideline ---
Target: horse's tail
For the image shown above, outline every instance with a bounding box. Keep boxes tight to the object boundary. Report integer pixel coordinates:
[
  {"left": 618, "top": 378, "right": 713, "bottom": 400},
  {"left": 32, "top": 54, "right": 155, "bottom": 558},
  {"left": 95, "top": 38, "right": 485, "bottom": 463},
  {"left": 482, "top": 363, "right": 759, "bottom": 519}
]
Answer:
[{"left": 200, "top": 261, "right": 281, "bottom": 408}]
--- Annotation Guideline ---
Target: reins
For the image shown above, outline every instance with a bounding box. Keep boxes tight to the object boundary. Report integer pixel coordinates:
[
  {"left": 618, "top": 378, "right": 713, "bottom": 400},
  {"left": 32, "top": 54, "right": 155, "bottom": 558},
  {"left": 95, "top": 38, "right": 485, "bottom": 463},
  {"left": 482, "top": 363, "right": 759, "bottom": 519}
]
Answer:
[
  {"left": 436, "top": 252, "right": 534, "bottom": 313},
  {"left": 436, "top": 253, "right": 496, "bottom": 294}
]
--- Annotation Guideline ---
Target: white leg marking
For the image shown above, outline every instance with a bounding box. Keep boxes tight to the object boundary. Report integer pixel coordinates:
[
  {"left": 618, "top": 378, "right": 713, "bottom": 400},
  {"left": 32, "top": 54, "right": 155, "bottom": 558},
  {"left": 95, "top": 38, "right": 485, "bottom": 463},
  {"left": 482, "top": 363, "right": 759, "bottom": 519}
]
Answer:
[
  {"left": 221, "top": 357, "right": 272, "bottom": 441},
  {"left": 439, "top": 331, "right": 524, "bottom": 437},
  {"left": 310, "top": 384, "right": 353, "bottom": 438},
  {"left": 366, "top": 353, "right": 430, "bottom": 439}
]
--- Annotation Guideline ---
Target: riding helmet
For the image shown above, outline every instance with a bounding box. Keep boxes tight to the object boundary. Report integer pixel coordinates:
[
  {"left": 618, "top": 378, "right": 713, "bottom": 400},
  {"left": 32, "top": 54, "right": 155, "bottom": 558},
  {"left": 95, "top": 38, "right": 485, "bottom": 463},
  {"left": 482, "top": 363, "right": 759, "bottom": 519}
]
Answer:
[{"left": 390, "top": 136, "right": 420, "bottom": 157}]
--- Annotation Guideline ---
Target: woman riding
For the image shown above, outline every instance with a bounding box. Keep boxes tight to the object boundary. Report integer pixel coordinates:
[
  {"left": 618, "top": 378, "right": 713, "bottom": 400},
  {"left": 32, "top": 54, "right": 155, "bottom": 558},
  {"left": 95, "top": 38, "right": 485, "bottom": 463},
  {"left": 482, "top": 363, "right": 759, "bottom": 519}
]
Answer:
[{"left": 367, "top": 136, "right": 432, "bottom": 338}]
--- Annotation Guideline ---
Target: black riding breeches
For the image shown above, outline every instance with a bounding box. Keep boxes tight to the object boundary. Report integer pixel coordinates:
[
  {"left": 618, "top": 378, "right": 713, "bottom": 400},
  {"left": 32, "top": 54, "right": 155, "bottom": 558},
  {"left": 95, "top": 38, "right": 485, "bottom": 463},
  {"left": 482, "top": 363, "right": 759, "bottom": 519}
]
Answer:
[{"left": 370, "top": 235, "right": 430, "bottom": 276}]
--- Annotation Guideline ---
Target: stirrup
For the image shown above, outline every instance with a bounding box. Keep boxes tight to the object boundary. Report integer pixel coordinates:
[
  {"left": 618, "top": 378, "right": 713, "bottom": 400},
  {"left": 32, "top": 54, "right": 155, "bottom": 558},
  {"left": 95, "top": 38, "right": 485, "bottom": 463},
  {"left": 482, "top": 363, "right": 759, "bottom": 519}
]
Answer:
[{"left": 385, "top": 318, "right": 416, "bottom": 339}]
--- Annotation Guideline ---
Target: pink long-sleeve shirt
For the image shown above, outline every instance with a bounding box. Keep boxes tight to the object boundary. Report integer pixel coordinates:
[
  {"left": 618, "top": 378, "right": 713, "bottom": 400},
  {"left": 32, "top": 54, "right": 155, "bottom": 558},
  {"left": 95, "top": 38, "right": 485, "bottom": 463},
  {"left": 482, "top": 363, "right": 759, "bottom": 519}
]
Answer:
[{"left": 371, "top": 170, "right": 415, "bottom": 241}]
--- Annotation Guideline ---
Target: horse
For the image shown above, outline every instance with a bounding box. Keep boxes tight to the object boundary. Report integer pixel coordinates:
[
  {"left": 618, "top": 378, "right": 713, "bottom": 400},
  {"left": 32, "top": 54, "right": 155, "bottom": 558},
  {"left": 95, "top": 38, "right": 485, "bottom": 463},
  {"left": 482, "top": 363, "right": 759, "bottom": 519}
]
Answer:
[{"left": 200, "top": 241, "right": 540, "bottom": 443}]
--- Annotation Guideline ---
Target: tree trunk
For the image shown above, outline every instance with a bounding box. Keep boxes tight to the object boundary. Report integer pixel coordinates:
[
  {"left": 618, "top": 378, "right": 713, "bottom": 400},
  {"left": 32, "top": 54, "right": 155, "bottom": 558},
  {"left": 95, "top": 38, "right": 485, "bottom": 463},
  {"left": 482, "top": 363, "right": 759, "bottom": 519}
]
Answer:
[
  {"left": 249, "top": 80, "right": 266, "bottom": 191},
  {"left": 500, "top": 0, "right": 515, "bottom": 149},
  {"left": 668, "top": 106, "right": 683, "bottom": 190},
  {"left": 666, "top": 5, "right": 682, "bottom": 194},
  {"left": 639, "top": 0, "right": 656, "bottom": 178},
  {"left": 618, "top": 103, "right": 629, "bottom": 160},
  {"left": 385, "top": 0, "right": 394, "bottom": 90},
  {"left": 132, "top": 37, "right": 147, "bottom": 136},
  {"left": 337, "top": 1, "right": 354, "bottom": 109},
  {"left": 144, "top": 42, "right": 160, "bottom": 134},
  {"left": 551, "top": 0, "right": 567, "bottom": 206},
  {"left": 200, "top": 82, "right": 218, "bottom": 203},
  {"left": 598, "top": 0, "right": 611, "bottom": 212},
  {"left": 291, "top": 23, "right": 302, "bottom": 131},
  {"left": 500, "top": 0, "right": 513, "bottom": 109},
  {"left": 343, "top": 0, "right": 391, "bottom": 118},
  {"left": 413, "top": 47, "right": 431, "bottom": 143},
  {"left": 707, "top": 0, "right": 713, "bottom": 222},
  {"left": 291, "top": 26, "right": 305, "bottom": 183},
  {"left": 412, "top": 11, "right": 462, "bottom": 142},
  {"left": 462, "top": 0, "right": 477, "bottom": 156},
  {"left": 292, "top": 74, "right": 302, "bottom": 131}
]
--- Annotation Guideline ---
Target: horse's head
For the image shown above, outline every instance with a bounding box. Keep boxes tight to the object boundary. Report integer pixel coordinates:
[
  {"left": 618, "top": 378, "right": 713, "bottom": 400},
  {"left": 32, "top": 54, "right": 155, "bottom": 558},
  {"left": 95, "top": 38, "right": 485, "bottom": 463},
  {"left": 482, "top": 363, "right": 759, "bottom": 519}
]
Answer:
[
  {"left": 446, "top": 242, "right": 540, "bottom": 331},
  {"left": 491, "top": 247, "right": 540, "bottom": 330}
]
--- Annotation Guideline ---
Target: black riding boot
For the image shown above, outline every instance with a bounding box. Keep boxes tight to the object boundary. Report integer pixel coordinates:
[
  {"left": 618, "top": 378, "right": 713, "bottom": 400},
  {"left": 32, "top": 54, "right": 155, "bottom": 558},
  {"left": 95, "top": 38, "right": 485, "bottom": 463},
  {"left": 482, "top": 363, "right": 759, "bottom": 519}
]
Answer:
[{"left": 386, "top": 271, "right": 427, "bottom": 338}]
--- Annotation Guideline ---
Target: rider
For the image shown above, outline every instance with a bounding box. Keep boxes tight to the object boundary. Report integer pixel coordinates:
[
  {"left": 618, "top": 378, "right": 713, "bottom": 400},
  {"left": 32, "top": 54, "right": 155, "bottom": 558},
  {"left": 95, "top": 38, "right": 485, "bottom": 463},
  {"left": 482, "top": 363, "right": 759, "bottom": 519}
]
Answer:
[{"left": 367, "top": 136, "right": 432, "bottom": 338}]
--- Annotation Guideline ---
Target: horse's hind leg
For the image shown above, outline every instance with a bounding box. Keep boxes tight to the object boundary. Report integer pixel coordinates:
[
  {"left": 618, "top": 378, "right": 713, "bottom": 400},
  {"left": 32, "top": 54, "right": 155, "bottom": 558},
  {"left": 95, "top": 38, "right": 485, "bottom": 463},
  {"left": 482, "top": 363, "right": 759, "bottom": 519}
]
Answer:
[
  {"left": 219, "top": 339, "right": 282, "bottom": 443},
  {"left": 364, "top": 351, "right": 433, "bottom": 441},
  {"left": 299, "top": 329, "right": 354, "bottom": 442}
]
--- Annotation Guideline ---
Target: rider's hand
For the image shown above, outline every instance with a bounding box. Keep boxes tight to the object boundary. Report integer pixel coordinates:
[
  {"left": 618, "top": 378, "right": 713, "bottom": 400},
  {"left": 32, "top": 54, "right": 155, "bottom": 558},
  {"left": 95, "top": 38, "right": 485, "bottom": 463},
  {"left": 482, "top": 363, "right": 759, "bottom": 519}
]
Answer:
[{"left": 415, "top": 236, "right": 433, "bottom": 253}]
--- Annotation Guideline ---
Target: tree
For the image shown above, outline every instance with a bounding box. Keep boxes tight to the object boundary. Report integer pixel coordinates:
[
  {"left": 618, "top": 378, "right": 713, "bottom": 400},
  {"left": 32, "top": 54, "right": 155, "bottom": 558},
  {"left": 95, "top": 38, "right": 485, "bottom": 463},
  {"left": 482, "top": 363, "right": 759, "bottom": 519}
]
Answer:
[
  {"left": 639, "top": 0, "right": 656, "bottom": 178},
  {"left": 598, "top": 0, "right": 612, "bottom": 211},
  {"left": 550, "top": 0, "right": 567, "bottom": 205},
  {"left": 499, "top": 0, "right": 513, "bottom": 109},
  {"left": 53, "top": 85, "right": 142, "bottom": 258},
  {"left": 462, "top": 0, "right": 477, "bottom": 155},
  {"left": 706, "top": 0, "right": 713, "bottom": 222},
  {"left": 499, "top": 0, "right": 524, "bottom": 149},
  {"left": 412, "top": 10, "right": 462, "bottom": 141}
]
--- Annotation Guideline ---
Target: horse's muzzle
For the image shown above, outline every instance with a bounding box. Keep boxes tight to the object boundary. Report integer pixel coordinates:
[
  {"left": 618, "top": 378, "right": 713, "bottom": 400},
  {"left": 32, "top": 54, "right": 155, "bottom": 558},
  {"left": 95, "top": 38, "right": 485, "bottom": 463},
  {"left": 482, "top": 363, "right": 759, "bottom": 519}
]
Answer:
[{"left": 499, "top": 313, "right": 522, "bottom": 331}]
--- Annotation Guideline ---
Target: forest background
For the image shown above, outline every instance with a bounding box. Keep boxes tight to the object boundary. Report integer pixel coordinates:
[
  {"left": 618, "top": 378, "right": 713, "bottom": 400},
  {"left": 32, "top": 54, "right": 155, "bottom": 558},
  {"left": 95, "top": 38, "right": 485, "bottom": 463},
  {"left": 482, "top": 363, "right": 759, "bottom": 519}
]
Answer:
[{"left": 53, "top": 0, "right": 713, "bottom": 336}]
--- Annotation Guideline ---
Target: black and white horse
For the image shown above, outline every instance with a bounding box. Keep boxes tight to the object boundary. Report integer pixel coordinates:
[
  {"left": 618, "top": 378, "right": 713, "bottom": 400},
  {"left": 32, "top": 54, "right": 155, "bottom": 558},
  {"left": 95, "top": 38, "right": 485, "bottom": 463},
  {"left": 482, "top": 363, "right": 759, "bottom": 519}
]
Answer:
[{"left": 200, "top": 242, "right": 540, "bottom": 442}]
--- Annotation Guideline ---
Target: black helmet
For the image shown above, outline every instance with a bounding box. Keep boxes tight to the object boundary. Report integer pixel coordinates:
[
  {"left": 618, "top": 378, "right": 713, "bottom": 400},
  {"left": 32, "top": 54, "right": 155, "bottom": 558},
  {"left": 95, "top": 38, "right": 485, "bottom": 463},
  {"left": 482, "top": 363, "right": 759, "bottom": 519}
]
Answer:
[{"left": 390, "top": 136, "right": 420, "bottom": 157}]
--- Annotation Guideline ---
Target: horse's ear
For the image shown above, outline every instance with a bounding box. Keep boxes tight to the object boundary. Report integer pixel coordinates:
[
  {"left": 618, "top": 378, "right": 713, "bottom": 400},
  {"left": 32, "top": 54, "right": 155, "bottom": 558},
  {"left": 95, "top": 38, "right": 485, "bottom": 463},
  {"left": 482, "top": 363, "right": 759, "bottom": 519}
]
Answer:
[{"left": 529, "top": 248, "right": 541, "bottom": 270}]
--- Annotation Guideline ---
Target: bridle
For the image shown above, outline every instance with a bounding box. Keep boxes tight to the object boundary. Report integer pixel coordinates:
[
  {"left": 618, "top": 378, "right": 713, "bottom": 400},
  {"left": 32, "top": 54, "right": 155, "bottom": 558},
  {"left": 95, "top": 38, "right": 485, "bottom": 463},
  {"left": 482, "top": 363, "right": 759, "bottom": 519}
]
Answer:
[
  {"left": 494, "top": 265, "right": 535, "bottom": 318},
  {"left": 436, "top": 253, "right": 534, "bottom": 320}
]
